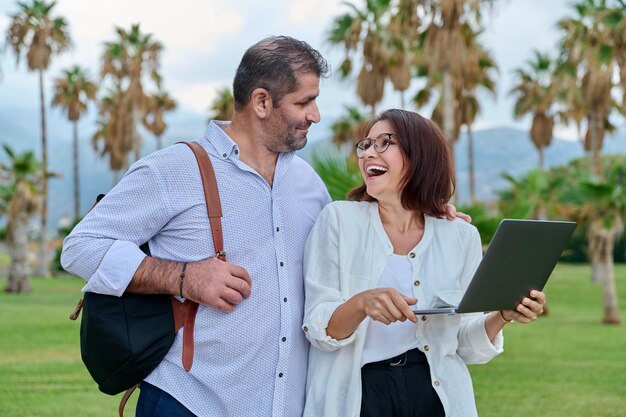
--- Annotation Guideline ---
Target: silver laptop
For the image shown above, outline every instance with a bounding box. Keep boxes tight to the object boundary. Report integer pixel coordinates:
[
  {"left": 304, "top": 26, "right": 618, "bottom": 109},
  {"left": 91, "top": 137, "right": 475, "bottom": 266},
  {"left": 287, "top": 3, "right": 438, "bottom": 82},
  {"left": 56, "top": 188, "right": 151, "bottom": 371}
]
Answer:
[{"left": 413, "top": 219, "right": 576, "bottom": 315}]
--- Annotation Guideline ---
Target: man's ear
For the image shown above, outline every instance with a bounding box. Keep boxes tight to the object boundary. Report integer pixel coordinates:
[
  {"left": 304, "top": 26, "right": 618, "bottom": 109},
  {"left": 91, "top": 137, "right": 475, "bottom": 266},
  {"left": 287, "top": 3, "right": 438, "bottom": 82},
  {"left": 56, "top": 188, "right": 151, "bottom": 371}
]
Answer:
[{"left": 250, "top": 88, "right": 272, "bottom": 119}]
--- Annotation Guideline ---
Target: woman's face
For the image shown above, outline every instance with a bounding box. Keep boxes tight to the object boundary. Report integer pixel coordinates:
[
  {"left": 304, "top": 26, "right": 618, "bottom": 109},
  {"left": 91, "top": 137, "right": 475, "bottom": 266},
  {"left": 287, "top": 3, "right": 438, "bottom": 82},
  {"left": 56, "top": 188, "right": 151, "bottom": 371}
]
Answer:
[{"left": 358, "top": 120, "right": 406, "bottom": 203}]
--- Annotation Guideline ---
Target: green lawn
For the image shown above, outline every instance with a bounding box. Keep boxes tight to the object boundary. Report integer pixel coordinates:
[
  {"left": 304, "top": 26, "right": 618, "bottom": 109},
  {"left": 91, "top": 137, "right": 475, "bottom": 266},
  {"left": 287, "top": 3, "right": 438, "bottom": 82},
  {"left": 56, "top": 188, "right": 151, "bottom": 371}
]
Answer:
[{"left": 1, "top": 264, "right": 625, "bottom": 417}]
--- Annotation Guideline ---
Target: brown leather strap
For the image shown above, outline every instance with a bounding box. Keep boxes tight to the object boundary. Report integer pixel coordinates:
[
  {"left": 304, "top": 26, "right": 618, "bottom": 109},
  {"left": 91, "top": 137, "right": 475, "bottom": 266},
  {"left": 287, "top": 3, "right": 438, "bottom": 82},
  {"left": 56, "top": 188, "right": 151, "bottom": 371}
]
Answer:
[
  {"left": 119, "top": 384, "right": 139, "bottom": 417},
  {"left": 181, "top": 302, "right": 199, "bottom": 372},
  {"left": 182, "top": 141, "right": 225, "bottom": 260},
  {"left": 176, "top": 141, "right": 226, "bottom": 372},
  {"left": 171, "top": 297, "right": 189, "bottom": 332},
  {"left": 69, "top": 298, "right": 84, "bottom": 321}
]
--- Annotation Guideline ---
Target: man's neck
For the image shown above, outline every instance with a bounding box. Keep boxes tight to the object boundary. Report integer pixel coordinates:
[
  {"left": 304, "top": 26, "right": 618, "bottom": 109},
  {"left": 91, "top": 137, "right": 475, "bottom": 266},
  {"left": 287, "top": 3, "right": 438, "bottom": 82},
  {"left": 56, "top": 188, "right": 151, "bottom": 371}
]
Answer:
[{"left": 219, "top": 116, "right": 279, "bottom": 187}]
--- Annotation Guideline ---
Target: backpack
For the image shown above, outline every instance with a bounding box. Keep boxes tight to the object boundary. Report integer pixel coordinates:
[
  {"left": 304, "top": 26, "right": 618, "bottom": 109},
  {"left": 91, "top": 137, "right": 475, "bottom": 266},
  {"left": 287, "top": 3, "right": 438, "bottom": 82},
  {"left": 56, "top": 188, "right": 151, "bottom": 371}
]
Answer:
[{"left": 69, "top": 141, "right": 224, "bottom": 416}]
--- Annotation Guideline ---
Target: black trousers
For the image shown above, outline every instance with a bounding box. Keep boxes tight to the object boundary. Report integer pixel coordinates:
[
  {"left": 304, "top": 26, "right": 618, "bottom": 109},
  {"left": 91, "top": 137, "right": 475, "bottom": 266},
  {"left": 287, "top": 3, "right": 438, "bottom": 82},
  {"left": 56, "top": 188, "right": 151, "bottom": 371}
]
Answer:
[{"left": 360, "top": 348, "right": 445, "bottom": 417}]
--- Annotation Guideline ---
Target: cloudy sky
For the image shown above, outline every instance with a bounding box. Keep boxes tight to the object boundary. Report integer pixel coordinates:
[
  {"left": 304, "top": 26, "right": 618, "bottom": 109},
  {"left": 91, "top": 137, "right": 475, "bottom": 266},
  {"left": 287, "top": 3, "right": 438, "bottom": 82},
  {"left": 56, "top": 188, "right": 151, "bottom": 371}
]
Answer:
[{"left": 0, "top": 0, "right": 578, "bottom": 144}]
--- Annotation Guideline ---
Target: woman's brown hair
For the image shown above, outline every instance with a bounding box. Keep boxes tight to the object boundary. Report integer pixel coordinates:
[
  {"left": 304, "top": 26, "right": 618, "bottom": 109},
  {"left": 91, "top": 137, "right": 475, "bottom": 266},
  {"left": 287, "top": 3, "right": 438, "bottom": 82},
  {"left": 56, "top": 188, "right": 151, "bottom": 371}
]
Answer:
[{"left": 347, "top": 109, "right": 455, "bottom": 217}]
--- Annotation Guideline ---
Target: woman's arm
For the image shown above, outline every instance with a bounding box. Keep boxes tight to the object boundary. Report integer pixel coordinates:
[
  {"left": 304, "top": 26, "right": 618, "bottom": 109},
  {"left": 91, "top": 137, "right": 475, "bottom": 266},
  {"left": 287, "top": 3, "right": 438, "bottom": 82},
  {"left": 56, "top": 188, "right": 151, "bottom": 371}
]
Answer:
[
  {"left": 326, "top": 288, "right": 417, "bottom": 340},
  {"left": 484, "top": 290, "right": 547, "bottom": 341}
]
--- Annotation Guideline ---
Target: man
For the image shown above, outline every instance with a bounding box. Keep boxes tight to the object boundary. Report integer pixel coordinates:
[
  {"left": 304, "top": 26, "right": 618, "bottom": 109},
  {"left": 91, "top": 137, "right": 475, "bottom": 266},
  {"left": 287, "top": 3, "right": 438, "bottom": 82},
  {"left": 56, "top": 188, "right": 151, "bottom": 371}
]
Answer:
[{"left": 62, "top": 36, "right": 331, "bottom": 416}]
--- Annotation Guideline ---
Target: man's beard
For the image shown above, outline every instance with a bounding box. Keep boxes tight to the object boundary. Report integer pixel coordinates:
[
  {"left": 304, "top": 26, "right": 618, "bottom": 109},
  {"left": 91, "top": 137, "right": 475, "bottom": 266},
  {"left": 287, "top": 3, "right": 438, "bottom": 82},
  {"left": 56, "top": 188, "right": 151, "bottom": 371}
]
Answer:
[{"left": 263, "top": 115, "right": 310, "bottom": 152}]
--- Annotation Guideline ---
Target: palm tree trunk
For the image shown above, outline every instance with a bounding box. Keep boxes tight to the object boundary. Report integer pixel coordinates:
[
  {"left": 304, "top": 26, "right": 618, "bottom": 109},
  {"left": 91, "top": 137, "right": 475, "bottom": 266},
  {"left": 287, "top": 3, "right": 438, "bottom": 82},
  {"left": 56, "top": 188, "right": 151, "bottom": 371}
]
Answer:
[
  {"left": 132, "top": 108, "right": 142, "bottom": 162},
  {"left": 600, "top": 237, "right": 620, "bottom": 324},
  {"left": 539, "top": 147, "right": 545, "bottom": 171},
  {"left": 5, "top": 215, "right": 32, "bottom": 293},
  {"left": 37, "top": 69, "right": 49, "bottom": 278},
  {"left": 442, "top": 72, "right": 455, "bottom": 141},
  {"left": 156, "top": 135, "right": 163, "bottom": 151},
  {"left": 467, "top": 124, "right": 476, "bottom": 204},
  {"left": 441, "top": 71, "right": 457, "bottom": 204},
  {"left": 442, "top": 72, "right": 457, "bottom": 204},
  {"left": 400, "top": 91, "right": 406, "bottom": 110},
  {"left": 73, "top": 121, "right": 80, "bottom": 220},
  {"left": 588, "top": 115, "right": 601, "bottom": 179}
]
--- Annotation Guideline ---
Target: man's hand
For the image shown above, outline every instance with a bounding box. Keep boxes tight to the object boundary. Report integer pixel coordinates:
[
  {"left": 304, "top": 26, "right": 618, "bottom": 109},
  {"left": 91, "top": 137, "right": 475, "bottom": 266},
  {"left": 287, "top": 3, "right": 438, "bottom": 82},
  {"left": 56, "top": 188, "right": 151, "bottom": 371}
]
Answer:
[
  {"left": 445, "top": 203, "right": 472, "bottom": 223},
  {"left": 183, "top": 258, "right": 252, "bottom": 312}
]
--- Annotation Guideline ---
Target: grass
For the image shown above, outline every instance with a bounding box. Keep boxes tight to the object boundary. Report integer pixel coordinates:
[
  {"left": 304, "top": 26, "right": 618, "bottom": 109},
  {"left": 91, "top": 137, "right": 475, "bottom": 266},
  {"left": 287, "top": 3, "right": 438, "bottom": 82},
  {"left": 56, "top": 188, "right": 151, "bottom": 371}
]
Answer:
[
  {"left": 471, "top": 263, "right": 626, "bottom": 417},
  {"left": 1, "top": 264, "right": 625, "bottom": 417},
  {"left": 0, "top": 276, "right": 136, "bottom": 417}
]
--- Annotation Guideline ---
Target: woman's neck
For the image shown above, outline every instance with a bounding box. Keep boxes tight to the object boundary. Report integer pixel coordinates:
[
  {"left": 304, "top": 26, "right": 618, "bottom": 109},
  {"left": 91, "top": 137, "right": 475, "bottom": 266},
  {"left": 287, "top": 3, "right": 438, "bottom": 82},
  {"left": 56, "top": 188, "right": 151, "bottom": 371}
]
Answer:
[
  {"left": 377, "top": 201, "right": 424, "bottom": 233},
  {"left": 377, "top": 201, "right": 425, "bottom": 255}
]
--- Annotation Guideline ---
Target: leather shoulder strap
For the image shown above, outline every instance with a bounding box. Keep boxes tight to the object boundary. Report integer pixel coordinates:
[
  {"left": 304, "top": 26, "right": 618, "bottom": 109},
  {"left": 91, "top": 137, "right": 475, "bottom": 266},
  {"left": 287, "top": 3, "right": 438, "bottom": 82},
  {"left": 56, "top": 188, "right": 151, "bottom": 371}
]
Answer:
[{"left": 179, "top": 141, "right": 225, "bottom": 261}]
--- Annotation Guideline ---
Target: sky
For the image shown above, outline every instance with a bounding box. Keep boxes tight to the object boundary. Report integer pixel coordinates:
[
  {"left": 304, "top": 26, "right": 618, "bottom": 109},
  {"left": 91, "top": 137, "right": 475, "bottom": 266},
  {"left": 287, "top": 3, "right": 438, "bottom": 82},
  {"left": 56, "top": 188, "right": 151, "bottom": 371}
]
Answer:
[{"left": 0, "top": 0, "right": 579, "bottom": 144}]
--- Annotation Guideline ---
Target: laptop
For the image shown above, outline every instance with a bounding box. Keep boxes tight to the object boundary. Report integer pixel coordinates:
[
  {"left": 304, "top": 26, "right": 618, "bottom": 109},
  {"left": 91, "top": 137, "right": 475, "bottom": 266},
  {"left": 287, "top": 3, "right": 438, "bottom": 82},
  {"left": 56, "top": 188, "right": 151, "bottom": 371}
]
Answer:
[{"left": 413, "top": 219, "right": 576, "bottom": 315}]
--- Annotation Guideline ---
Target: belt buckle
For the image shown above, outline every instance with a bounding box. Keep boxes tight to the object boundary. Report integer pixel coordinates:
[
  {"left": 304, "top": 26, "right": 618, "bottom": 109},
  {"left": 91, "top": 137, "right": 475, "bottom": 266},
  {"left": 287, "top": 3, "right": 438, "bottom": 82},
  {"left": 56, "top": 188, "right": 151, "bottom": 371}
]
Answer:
[{"left": 389, "top": 352, "right": 407, "bottom": 367}]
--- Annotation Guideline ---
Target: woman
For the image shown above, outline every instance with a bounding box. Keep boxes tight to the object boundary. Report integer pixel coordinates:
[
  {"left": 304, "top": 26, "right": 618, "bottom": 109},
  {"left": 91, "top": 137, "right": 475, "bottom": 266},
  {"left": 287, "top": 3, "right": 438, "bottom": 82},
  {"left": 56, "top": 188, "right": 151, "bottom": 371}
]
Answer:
[{"left": 302, "top": 109, "right": 545, "bottom": 417}]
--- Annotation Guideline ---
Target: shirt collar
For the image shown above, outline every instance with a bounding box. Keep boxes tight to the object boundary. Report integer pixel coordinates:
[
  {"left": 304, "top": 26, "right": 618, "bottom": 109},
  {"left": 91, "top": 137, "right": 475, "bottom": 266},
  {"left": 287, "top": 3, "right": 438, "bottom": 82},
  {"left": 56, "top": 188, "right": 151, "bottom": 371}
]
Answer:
[{"left": 204, "top": 120, "right": 240, "bottom": 160}]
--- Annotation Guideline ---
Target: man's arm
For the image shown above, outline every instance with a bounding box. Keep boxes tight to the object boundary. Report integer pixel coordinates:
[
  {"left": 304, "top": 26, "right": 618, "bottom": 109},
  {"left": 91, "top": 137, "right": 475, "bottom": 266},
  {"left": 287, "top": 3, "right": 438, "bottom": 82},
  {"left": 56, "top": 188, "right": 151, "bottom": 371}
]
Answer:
[
  {"left": 127, "top": 256, "right": 252, "bottom": 312},
  {"left": 61, "top": 160, "right": 173, "bottom": 296},
  {"left": 445, "top": 203, "right": 472, "bottom": 223}
]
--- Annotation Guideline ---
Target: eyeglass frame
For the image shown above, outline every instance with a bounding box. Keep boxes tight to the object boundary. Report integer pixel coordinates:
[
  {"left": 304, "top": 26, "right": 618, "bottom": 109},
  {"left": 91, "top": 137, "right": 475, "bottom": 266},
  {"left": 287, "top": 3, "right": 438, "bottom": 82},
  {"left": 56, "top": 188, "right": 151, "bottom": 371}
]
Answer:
[{"left": 355, "top": 133, "right": 398, "bottom": 158}]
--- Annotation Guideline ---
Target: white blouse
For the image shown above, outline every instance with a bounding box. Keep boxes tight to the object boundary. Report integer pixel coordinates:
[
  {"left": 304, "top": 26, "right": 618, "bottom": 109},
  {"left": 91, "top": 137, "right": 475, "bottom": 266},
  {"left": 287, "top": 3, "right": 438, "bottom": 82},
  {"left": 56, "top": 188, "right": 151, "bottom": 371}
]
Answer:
[{"left": 302, "top": 201, "right": 504, "bottom": 417}]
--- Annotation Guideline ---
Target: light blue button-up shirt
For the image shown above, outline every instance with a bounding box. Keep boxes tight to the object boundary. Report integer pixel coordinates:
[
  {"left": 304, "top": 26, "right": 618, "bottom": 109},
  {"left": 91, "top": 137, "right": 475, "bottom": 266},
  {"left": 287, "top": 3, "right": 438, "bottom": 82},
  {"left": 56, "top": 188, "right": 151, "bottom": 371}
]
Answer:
[{"left": 62, "top": 121, "right": 331, "bottom": 416}]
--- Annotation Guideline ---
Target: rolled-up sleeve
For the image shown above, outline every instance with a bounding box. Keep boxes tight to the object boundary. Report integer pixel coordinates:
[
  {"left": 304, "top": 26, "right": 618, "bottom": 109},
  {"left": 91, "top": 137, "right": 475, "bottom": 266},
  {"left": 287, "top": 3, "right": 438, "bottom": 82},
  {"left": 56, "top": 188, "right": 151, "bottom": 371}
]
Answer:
[
  {"left": 303, "top": 205, "right": 357, "bottom": 352},
  {"left": 61, "top": 159, "right": 173, "bottom": 296},
  {"left": 456, "top": 226, "right": 504, "bottom": 364}
]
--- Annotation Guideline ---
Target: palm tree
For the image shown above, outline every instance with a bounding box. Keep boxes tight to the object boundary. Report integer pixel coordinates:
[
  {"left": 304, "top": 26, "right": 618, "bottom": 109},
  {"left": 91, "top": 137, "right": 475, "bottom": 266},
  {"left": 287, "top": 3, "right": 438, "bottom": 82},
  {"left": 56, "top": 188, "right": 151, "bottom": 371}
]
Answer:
[
  {"left": 329, "top": 105, "right": 368, "bottom": 154},
  {"left": 385, "top": 0, "right": 423, "bottom": 108},
  {"left": 92, "top": 86, "right": 132, "bottom": 184},
  {"left": 571, "top": 165, "right": 625, "bottom": 324},
  {"left": 101, "top": 23, "right": 163, "bottom": 163},
  {"left": 510, "top": 51, "right": 559, "bottom": 171},
  {"left": 51, "top": 65, "right": 97, "bottom": 220},
  {"left": 454, "top": 25, "right": 497, "bottom": 203},
  {"left": 311, "top": 152, "right": 363, "bottom": 201},
  {"left": 208, "top": 87, "right": 234, "bottom": 121},
  {"left": 6, "top": 0, "right": 71, "bottom": 277},
  {"left": 499, "top": 170, "right": 565, "bottom": 221},
  {"left": 558, "top": 0, "right": 621, "bottom": 178},
  {"left": 143, "top": 90, "right": 177, "bottom": 150},
  {"left": 328, "top": 0, "right": 393, "bottom": 115},
  {"left": 414, "top": 21, "right": 497, "bottom": 202},
  {"left": 0, "top": 145, "right": 43, "bottom": 293},
  {"left": 420, "top": 0, "right": 493, "bottom": 149},
  {"left": 609, "top": 5, "right": 626, "bottom": 113}
]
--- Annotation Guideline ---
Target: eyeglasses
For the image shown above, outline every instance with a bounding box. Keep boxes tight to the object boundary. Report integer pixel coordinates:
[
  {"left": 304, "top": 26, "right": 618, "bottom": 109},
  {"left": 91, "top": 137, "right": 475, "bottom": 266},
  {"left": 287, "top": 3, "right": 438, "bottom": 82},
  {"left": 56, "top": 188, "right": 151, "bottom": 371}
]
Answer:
[{"left": 355, "top": 133, "right": 397, "bottom": 158}]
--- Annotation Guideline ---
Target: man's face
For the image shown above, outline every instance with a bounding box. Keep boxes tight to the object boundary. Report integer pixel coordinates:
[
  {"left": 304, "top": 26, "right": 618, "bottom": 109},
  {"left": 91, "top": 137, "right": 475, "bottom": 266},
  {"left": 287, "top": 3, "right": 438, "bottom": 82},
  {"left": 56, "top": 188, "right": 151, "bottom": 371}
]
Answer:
[{"left": 263, "top": 73, "right": 321, "bottom": 152}]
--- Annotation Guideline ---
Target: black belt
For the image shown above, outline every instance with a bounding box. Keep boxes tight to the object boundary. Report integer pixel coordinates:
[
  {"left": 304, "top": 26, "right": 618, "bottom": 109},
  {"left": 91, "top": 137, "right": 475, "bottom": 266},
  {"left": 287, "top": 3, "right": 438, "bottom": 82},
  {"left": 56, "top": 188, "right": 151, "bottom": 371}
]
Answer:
[{"left": 364, "top": 348, "right": 427, "bottom": 367}]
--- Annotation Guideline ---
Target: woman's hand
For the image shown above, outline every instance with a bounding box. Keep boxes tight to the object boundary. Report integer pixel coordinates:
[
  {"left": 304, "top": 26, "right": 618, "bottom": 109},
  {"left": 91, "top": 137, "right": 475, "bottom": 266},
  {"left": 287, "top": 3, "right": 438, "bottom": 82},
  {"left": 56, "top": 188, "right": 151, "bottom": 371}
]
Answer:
[
  {"left": 485, "top": 290, "right": 546, "bottom": 341},
  {"left": 500, "top": 290, "right": 546, "bottom": 324},
  {"left": 356, "top": 288, "right": 417, "bottom": 325},
  {"left": 326, "top": 288, "right": 417, "bottom": 340}
]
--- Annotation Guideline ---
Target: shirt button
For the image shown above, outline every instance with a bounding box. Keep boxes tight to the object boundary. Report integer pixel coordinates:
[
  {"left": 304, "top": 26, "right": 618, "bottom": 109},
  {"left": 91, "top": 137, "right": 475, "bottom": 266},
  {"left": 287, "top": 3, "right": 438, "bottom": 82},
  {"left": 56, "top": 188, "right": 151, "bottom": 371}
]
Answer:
[
  {"left": 282, "top": 337, "right": 287, "bottom": 342},
  {"left": 222, "top": 153, "right": 227, "bottom": 158},
  {"left": 303, "top": 326, "right": 308, "bottom": 332},
  {"left": 434, "top": 380, "right": 440, "bottom": 387},
  {"left": 284, "top": 297, "right": 288, "bottom": 302},
  {"left": 421, "top": 315, "right": 427, "bottom": 321},
  {"left": 278, "top": 373, "right": 284, "bottom": 378},
  {"left": 424, "top": 345, "right": 430, "bottom": 352},
  {"left": 276, "top": 227, "right": 280, "bottom": 232},
  {"left": 414, "top": 280, "right": 420, "bottom": 286},
  {"left": 279, "top": 262, "right": 284, "bottom": 267},
  {"left": 234, "top": 149, "right": 239, "bottom": 155},
  {"left": 409, "top": 252, "right": 416, "bottom": 258}
]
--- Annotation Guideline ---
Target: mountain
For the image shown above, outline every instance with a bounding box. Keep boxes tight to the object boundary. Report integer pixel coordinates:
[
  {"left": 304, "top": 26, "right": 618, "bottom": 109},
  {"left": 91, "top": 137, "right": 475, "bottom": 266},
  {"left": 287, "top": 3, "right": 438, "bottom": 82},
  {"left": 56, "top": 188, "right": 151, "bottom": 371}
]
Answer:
[{"left": 1, "top": 107, "right": 626, "bottom": 232}]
